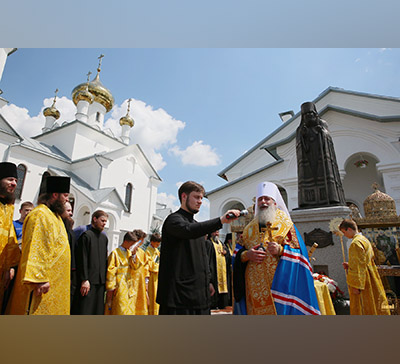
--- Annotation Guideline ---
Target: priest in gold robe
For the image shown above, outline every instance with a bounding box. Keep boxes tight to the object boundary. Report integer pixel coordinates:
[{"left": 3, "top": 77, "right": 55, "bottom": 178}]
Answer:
[
  {"left": 0, "top": 162, "right": 20, "bottom": 312},
  {"left": 340, "top": 219, "right": 390, "bottom": 315},
  {"left": 207, "top": 230, "right": 229, "bottom": 309},
  {"left": 105, "top": 230, "right": 145, "bottom": 315},
  {"left": 235, "top": 181, "right": 320, "bottom": 315},
  {"left": 7, "top": 176, "right": 71, "bottom": 315},
  {"left": 145, "top": 233, "right": 161, "bottom": 315}
]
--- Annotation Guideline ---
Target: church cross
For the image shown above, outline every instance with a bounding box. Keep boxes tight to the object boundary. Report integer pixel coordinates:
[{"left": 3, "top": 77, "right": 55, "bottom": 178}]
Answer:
[
  {"left": 97, "top": 54, "right": 104, "bottom": 72},
  {"left": 86, "top": 71, "right": 92, "bottom": 82},
  {"left": 127, "top": 98, "right": 132, "bottom": 114},
  {"left": 372, "top": 182, "right": 379, "bottom": 192},
  {"left": 51, "top": 88, "right": 59, "bottom": 107}
]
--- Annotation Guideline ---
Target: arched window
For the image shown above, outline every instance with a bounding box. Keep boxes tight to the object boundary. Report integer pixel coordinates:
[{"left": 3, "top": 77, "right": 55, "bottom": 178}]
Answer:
[
  {"left": 14, "top": 164, "right": 27, "bottom": 200},
  {"left": 125, "top": 183, "right": 133, "bottom": 212},
  {"left": 39, "top": 171, "right": 51, "bottom": 196}
]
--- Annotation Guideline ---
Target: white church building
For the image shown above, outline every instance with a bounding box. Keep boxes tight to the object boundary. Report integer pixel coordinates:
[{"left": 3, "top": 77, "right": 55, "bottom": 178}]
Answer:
[
  {"left": 0, "top": 49, "right": 163, "bottom": 253},
  {"left": 207, "top": 86, "right": 400, "bottom": 231}
]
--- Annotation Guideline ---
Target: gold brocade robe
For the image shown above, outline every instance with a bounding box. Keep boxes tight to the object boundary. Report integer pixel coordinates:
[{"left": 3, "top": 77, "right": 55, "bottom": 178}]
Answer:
[
  {"left": 242, "top": 209, "right": 298, "bottom": 315},
  {"left": 105, "top": 247, "right": 142, "bottom": 315},
  {"left": 130, "top": 248, "right": 148, "bottom": 315},
  {"left": 347, "top": 234, "right": 390, "bottom": 315},
  {"left": 146, "top": 245, "right": 160, "bottom": 315},
  {"left": 7, "top": 204, "right": 70, "bottom": 315},
  {"left": 0, "top": 202, "right": 20, "bottom": 308},
  {"left": 211, "top": 238, "right": 228, "bottom": 294}
]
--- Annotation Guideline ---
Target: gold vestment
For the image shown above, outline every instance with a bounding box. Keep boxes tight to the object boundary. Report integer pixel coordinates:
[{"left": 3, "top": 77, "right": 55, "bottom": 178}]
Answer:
[
  {"left": 347, "top": 233, "right": 390, "bottom": 315},
  {"left": 0, "top": 202, "right": 20, "bottom": 308},
  {"left": 242, "top": 209, "right": 298, "bottom": 315},
  {"left": 105, "top": 247, "right": 141, "bottom": 315},
  {"left": 8, "top": 204, "right": 70, "bottom": 315},
  {"left": 146, "top": 245, "right": 160, "bottom": 315}
]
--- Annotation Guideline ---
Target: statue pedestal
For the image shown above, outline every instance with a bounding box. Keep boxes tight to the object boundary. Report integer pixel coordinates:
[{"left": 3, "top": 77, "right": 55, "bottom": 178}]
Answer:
[{"left": 291, "top": 206, "right": 351, "bottom": 297}]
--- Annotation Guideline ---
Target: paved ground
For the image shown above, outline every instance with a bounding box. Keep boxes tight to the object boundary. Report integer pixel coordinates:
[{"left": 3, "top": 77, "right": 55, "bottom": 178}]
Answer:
[{"left": 211, "top": 306, "right": 233, "bottom": 315}]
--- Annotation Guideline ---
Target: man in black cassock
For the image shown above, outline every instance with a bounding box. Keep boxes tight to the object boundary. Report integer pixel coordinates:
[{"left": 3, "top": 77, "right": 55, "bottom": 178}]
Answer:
[
  {"left": 156, "top": 180, "right": 240, "bottom": 315},
  {"left": 76, "top": 210, "right": 108, "bottom": 315},
  {"left": 61, "top": 201, "right": 79, "bottom": 314}
]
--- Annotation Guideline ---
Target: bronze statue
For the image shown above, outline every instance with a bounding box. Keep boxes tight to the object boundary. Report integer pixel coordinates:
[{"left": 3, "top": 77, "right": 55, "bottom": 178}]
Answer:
[{"left": 296, "top": 102, "right": 346, "bottom": 208}]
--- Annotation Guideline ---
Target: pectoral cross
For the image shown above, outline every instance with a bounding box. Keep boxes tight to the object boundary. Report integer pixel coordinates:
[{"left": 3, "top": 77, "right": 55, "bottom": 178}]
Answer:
[{"left": 259, "top": 222, "right": 278, "bottom": 251}]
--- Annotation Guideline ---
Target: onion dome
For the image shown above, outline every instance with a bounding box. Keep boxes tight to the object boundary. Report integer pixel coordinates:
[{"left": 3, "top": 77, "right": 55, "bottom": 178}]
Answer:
[
  {"left": 363, "top": 183, "right": 397, "bottom": 220},
  {"left": 71, "top": 55, "right": 114, "bottom": 112},
  {"left": 43, "top": 89, "right": 60, "bottom": 120},
  {"left": 119, "top": 98, "right": 134, "bottom": 127},
  {"left": 75, "top": 73, "right": 94, "bottom": 104}
]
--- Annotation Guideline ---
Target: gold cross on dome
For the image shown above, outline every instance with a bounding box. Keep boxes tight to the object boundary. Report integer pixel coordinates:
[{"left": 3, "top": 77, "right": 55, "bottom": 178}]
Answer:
[
  {"left": 97, "top": 54, "right": 104, "bottom": 72},
  {"left": 51, "top": 88, "right": 59, "bottom": 107}
]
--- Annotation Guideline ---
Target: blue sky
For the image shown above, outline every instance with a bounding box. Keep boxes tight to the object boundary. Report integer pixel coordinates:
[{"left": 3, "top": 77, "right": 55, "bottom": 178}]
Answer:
[{"left": 1, "top": 48, "right": 400, "bottom": 220}]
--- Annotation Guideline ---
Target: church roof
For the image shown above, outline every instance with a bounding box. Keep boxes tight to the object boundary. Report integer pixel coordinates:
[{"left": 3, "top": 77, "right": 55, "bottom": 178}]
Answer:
[
  {"left": 48, "top": 167, "right": 128, "bottom": 211},
  {"left": 20, "top": 138, "right": 71, "bottom": 162},
  {"left": 217, "top": 87, "right": 400, "bottom": 180},
  {"left": 0, "top": 113, "right": 23, "bottom": 139}
]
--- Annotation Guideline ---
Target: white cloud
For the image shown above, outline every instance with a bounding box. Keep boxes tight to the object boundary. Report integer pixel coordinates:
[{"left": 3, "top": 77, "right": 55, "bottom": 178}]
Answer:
[
  {"left": 354, "top": 58, "right": 360, "bottom": 63},
  {"left": 169, "top": 140, "right": 221, "bottom": 167},
  {"left": 1, "top": 96, "right": 185, "bottom": 172},
  {"left": 157, "top": 192, "right": 179, "bottom": 211},
  {"left": 0, "top": 96, "right": 76, "bottom": 137},
  {"left": 104, "top": 98, "right": 185, "bottom": 171}
]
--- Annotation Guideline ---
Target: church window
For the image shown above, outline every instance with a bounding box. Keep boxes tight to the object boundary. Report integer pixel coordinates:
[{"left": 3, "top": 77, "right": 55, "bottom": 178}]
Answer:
[
  {"left": 125, "top": 183, "right": 133, "bottom": 212},
  {"left": 14, "top": 164, "right": 27, "bottom": 200},
  {"left": 39, "top": 171, "right": 51, "bottom": 196},
  {"left": 96, "top": 112, "right": 101, "bottom": 123}
]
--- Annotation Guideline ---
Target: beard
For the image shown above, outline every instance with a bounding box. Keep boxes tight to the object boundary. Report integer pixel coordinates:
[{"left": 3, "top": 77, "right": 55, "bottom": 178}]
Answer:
[
  {"left": 257, "top": 204, "right": 277, "bottom": 226},
  {"left": 185, "top": 199, "right": 199, "bottom": 215},
  {"left": 0, "top": 180, "right": 15, "bottom": 204},
  {"left": 49, "top": 198, "right": 66, "bottom": 216},
  {"left": 62, "top": 215, "right": 75, "bottom": 230}
]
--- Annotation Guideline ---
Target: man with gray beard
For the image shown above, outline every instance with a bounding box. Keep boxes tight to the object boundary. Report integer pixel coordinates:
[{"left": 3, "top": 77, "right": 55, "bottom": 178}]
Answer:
[{"left": 234, "top": 182, "right": 319, "bottom": 315}]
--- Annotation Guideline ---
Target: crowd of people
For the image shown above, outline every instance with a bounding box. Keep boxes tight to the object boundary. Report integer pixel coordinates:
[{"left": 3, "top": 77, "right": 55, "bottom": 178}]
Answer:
[{"left": 0, "top": 162, "right": 391, "bottom": 315}]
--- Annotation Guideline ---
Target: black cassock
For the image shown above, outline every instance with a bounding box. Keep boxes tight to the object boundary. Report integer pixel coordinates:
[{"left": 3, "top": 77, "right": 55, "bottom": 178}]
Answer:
[
  {"left": 76, "top": 227, "right": 108, "bottom": 315},
  {"left": 157, "top": 208, "right": 223, "bottom": 315}
]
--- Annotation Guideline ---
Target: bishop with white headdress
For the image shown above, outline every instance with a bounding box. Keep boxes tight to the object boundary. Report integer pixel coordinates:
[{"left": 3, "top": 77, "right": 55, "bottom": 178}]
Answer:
[{"left": 236, "top": 181, "right": 320, "bottom": 315}]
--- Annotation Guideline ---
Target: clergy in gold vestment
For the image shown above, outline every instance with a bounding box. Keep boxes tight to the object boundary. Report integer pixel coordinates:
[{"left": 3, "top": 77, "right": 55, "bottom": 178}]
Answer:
[
  {"left": 146, "top": 233, "right": 161, "bottom": 315},
  {"left": 0, "top": 162, "right": 20, "bottom": 312},
  {"left": 242, "top": 209, "right": 299, "bottom": 315},
  {"left": 208, "top": 230, "right": 229, "bottom": 309},
  {"left": 7, "top": 176, "right": 71, "bottom": 315},
  {"left": 340, "top": 219, "right": 390, "bottom": 315},
  {"left": 237, "top": 181, "right": 319, "bottom": 315},
  {"left": 105, "top": 231, "right": 144, "bottom": 315}
]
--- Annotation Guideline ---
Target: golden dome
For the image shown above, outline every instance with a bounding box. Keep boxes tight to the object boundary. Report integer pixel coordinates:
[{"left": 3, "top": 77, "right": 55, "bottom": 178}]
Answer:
[
  {"left": 363, "top": 183, "right": 397, "bottom": 220},
  {"left": 119, "top": 115, "right": 134, "bottom": 127},
  {"left": 43, "top": 89, "right": 60, "bottom": 119},
  {"left": 119, "top": 98, "right": 134, "bottom": 127},
  {"left": 72, "top": 72, "right": 114, "bottom": 112},
  {"left": 43, "top": 106, "right": 60, "bottom": 119},
  {"left": 75, "top": 87, "right": 94, "bottom": 104}
]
